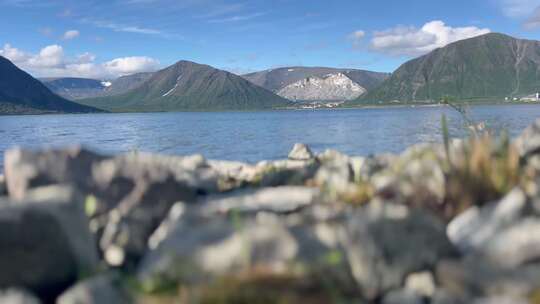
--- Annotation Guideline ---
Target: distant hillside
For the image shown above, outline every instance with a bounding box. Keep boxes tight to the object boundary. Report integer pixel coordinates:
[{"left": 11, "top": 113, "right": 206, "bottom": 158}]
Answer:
[
  {"left": 357, "top": 33, "right": 540, "bottom": 104},
  {"left": 242, "top": 67, "right": 388, "bottom": 101},
  {"left": 79, "top": 60, "right": 291, "bottom": 112},
  {"left": 41, "top": 73, "right": 153, "bottom": 100},
  {"left": 278, "top": 73, "right": 366, "bottom": 101},
  {"left": 0, "top": 56, "right": 102, "bottom": 114}
]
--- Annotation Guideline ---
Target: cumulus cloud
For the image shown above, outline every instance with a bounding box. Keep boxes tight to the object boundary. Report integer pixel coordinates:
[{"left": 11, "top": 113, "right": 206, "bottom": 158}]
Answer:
[
  {"left": 348, "top": 30, "right": 366, "bottom": 47},
  {"left": 63, "top": 30, "right": 80, "bottom": 40},
  {"left": 0, "top": 43, "right": 160, "bottom": 78},
  {"left": 370, "top": 20, "right": 491, "bottom": 56},
  {"left": 525, "top": 6, "right": 540, "bottom": 29},
  {"left": 500, "top": 0, "right": 540, "bottom": 17}
]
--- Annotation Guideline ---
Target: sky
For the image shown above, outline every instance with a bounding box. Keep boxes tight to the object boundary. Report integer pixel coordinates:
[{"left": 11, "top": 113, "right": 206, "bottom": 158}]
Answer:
[{"left": 1, "top": 0, "right": 540, "bottom": 79}]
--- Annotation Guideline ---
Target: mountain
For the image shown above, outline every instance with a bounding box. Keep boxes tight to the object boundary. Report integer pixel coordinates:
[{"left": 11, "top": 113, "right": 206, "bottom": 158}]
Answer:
[
  {"left": 0, "top": 56, "right": 102, "bottom": 114},
  {"left": 242, "top": 67, "right": 389, "bottom": 101},
  {"left": 41, "top": 77, "right": 111, "bottom": 100},
  {"left": 357, "top": 33, "right": 540, "bottom": 103},
  {"left": 41, "top": 73, "right": 153, "bottom": 100},
  {"left": 278, "top": 73, "right": 366, "bottom": 101},
  {"left": 78, "top": 60, "right": 291, "bottom": 112}
]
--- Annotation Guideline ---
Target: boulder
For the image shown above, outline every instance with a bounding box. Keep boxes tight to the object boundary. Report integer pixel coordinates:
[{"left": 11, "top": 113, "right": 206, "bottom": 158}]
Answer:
[
  {"left": 56, "top": 273, "right": 131, "bottom": 304},
  {"left": 200, "top": 186, "right": 320, "bottom": 215},
  {"left": 446, "top": 188, "right": 535, "bottom": 267},
  {"left": 515, "top": 118, "right": 540, "bottom": 158},
  {"left": 0, "top": 186, "right": 98, "bottom": 300},
  {"left": 382, "top": 289, "right": 424, "bottom": 304},
  {"left": 138, "top": 210, "right": 299, "bottom": 291},
  {"left": 0, "top": 289, "right": 41, "bottom": 304},
  {"left": 404, "top": 271, "right": 436, "bottom": 298},
  {"left": 288, "top": 143, "right": 314, "bottom": 161},
  {"left": 0, "top": 174, "right": 6, "bottom": 196},
  {"left": 254, "top": 159, "right": 320, "bottom": 187},
  {"left": 342, "top": 202, "right": 456, "bottom": 299},
  {"left": 4, "top": 147, "right": 105, "bottom": 200},
  {"left": 436, "top": 259, "right": 540, "bottom": 300}
]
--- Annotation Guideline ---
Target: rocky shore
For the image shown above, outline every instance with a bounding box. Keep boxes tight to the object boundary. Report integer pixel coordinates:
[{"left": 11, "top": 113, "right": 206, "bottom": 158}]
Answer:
[{"left": 2, "top": 121, "right": 540, "bottom": 304}]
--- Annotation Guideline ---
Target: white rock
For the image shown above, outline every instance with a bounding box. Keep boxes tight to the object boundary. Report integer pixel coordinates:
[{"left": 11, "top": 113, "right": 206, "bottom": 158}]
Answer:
[
  {"left": 405, "top": 271, "right": 436, "bottom": 297},
  {"left": 288, "top": 143, "right": 314, "bottom": 161}
]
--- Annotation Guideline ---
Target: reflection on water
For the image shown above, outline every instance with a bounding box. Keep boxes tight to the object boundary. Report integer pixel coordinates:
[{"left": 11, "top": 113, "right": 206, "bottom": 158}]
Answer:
[{"left": 0, "top": 104, "right": 539, "bottom": 170}]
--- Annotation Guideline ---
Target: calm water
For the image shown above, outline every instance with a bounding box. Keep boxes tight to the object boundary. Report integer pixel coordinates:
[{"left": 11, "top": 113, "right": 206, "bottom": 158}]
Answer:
[{"left": 1, "top": 104, "right": 540, "bottom": 171}]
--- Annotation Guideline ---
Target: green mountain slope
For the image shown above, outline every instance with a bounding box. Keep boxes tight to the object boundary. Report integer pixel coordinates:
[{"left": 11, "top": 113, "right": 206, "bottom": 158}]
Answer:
[
  {"left": 79, "top": 61, "right": 291, "bottom": 112},
  {"left": 0, "top": 56, "right": 102, "bottom": 114},
  {"left": 356, "top": 33, "right": 540, "bottom": 103}
]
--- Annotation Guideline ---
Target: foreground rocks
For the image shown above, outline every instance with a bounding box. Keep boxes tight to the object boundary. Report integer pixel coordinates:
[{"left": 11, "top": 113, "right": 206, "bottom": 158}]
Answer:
[{"left": 2, "top": 120, "right": 540, "bottom": 303}]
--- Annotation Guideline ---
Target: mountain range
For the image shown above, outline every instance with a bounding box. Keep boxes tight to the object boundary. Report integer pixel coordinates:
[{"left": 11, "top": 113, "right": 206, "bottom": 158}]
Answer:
[
  {"left": 357, "top": 33, "right": 540, "bottom": 104},
  {"left": 41, "top": 73, "right": 153, "bottom": 100},
  {"left": 77, "top": 61, "right": 291, "bottom": 112},
  {"left": 0, "top": 56, "right": 101, "bottom": 114}
]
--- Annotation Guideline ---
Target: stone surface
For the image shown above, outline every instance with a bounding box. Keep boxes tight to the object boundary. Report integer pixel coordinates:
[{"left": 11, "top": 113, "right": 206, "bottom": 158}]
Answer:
[
  {"left": 200, "top": 186, "right": 320, "bottom": 215},
  {"left": 436, "top": 259, "right": 540, "bottom": 300},
  {"left": 0, "top": 174, "right": 6, "bottom": 196},
  {"left": 138, "top": 212, "right": 299, "bottom": 290},
  {"left": 446, "top": 188, "right": 530, "bottom": 266},
  {"left": 515, "top": 118, "right": 540, "bottom": 157},
  {"left": 4, "top": 147, "right": 105, "bottom": 201},
  {"left": 343, "top": 202, "right": 455, "bottom": 299},
  {"left": 57, "top": 273, "right": 131, "bottom": 304},
  {"left": 382, "top": 289, "right": 424, "bottom": 304},
  {"left": 0, "top": 289, "right": 41, "bottom": 304},
  {"left": 288, "top": 143, "right": 314, "bottom": 161},
  {"left": 405, "top": 271, "right": 436, "bottom": 297},
  {"left": 0, "top": 185, "right": 98, "bottom": 300}
]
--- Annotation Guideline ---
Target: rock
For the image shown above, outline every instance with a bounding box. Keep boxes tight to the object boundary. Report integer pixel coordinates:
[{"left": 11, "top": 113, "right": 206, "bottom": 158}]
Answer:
[
  {"left": 0, "top": 289, "right": 41, "bottom": 304},
  {"left": 288, "top": 143, "right": 314, "bottom": 161},
  {"left": 57, "top": 273, "right": 131, "bottom": 304},
  {"left": 472, "top": 296, "right": 528, "bottom": 304},
  {"left": 0, "top": 174, "right": 6, "bottom": 196},
  {"left": 254, "top": 159, "right": 319, "bottom": 187},
  {"left": 342, "top": 202, "right": 455, "bottom": 299},
  {"left": 446, "top": 188, "right": 529, "bottom": 266},
  {"left": 436, "top": 259, "right": 540, "bottom": 300},
  {"left": 0, "top": 185, "right": 98, "bottom": 300},
  {"left": 138, "top": 211, "right": 299, "bottom": 290},
  {"left": 200, "top": 186, "right": 320, "bottom": 215},
  {"left": 515, "top": 119, "right": 540, "bottom": 158},
  {"left": 4, "top": 147, "right": 105, "bottom": 200},
  {"left": 431, "top": 289, "right": 468, "bottom": 304},
  {"left": 405, "top": 271, "right": 436, "bottom": 297},
  {"left": 382, "top": 289, "right": 424, "bottom": 304}
]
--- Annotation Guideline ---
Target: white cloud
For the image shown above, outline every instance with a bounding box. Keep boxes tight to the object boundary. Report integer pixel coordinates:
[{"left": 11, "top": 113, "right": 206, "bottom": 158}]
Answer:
[
  {"left": 500, "top": 0, "right": 540, "bottom": 17},
  {"left": 0, "top": 43, "right": 160, "bottom": 79},
  {"left": 63, "top": 30, "right": 80, "bottom": 40},
  {"left": 525, "top": 6, "right": 540, "bottom": 28},
  {"left": 370, "top": 20, "right": 491, "bottom": 56},
  {"left": 348, "top": 30, "right": 365, "bottom": 47}
]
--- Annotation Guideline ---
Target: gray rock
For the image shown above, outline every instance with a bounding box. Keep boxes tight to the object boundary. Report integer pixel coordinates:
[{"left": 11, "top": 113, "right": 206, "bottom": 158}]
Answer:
[
  {"left": 0, "top": 289, "right": 41, "bottom": 304},
  {"left": 0, "top": 174, "right": 6, "bottom": 196},
  {"left": 404, "top": 271, "right": 436, "bottom": 297},
  {"left": 0, "top": 186, "right": 98, "bottom": 300},
  {"left": 200, "top": 186, "right": 320, "bottom": 215},
  {"left": 138, "top": 210, "right": 298, "bottom": 291},
  {"left": 342, "top": 202, "right": 455, "bottom": 299},
  {"left": 57, "top": 273, "right": 131, "bottom": 304},
  {"left": 436, "top": 258, "right": 540, "bottom": 299},
  {"left": 446, "top": 188, "right": 531, "bottom": 267},
  {"left": 255, "top": 159, "right": 320, "bottom": 187},
  {"left": 472, "top": 296, "right": 528, "bottom": 304},
  {"left": 4, "top": 147, "right": 105, "bottom": 200},
  {"left": 514, "top": 118, "right": 540, "bottom": 157},
  {"left": 382, "top": 289, "right": 424, "bottom": 304},
  {"left": 288, "top": 143, "right": 314, "bottom": 161}
]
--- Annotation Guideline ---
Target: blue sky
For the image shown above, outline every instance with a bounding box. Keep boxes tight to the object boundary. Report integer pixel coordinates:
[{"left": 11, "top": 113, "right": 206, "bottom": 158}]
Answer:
[{"left": 1, "top": 0, "right": 540, "bottom": 79}]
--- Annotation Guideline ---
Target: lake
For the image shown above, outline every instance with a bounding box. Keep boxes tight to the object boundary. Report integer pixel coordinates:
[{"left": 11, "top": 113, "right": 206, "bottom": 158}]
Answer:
[{"left": 1, "top": 104, "right": 540, "bottom": 171}]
